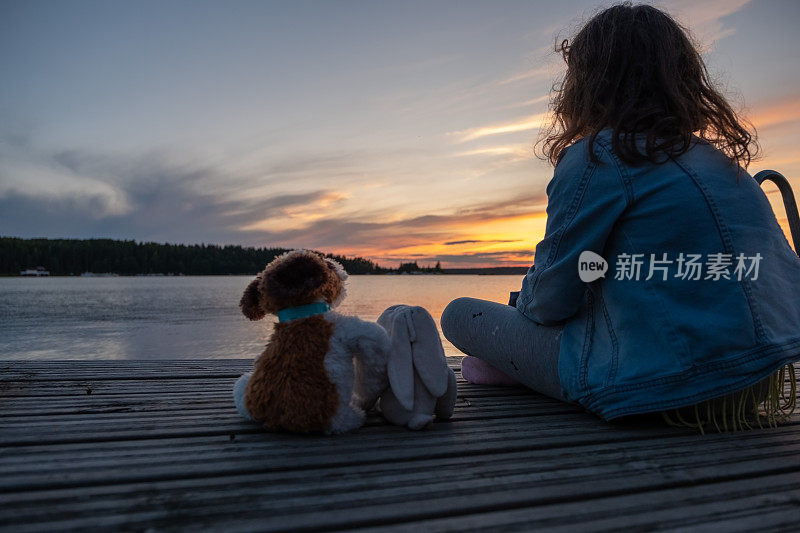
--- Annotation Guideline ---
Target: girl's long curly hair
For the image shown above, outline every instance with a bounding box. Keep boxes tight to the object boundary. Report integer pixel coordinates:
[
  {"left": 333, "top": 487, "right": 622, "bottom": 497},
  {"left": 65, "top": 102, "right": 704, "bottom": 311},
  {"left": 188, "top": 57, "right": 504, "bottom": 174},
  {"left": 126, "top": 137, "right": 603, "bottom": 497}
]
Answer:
[{"left": 537, "top": 2, "right": 759, "bottom": 169}]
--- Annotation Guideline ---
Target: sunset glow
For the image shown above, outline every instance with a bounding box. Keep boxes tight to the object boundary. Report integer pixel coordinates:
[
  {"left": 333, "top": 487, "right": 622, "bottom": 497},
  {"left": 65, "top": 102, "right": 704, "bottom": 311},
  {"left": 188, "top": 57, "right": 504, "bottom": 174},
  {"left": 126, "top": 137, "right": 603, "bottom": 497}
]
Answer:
[{"left": 2, "top": 0, "right": 799, "bottom": 268}]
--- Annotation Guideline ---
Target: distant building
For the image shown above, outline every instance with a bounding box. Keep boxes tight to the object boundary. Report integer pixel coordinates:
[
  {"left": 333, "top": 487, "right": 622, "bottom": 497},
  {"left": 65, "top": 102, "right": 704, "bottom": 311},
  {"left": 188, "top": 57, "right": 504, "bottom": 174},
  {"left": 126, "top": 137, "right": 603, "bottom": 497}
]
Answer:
[{"left": 20, "top": 266, "right": 50, "bottom": 276}]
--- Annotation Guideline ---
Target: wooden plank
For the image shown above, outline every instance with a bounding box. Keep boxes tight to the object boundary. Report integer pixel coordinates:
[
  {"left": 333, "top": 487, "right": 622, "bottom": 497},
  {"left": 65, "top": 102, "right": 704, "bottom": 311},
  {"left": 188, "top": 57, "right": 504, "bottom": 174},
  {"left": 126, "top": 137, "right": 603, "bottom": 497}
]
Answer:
[
  {"left": 3, "top": 419, "right": 799, "bottom": 495},
  {"left": 0, "top": 386, "right": 535, "bottom": 416},
  {"left": 0, "top": 363, "right": 471, "bottom": 398},
  {"left": 0, "top": 380, "right": 532, "bottom": 403},
  {"left": 0, "top": 360, "right": 253, "bottom": 381},
  {"left": 1, "top": 359, "right": 798, "bottom": 533},
  {"left": 0, "top": 401, "right": 599, "bottom": 445},
  {"left": 0, "top": 358, "right": 463, "bottom": 381},
  {"left": 0, "top": 382, "right": 792, "bottom": 417},
  {"left": 0, "top": 413, "right": 613, "bottom": 474},
  {"left": 0, "top": 414, "right": 790, "bottom": 470},
  {"left": 145, "top": 452, "right": 800, "bottom": 532},
  {"left": 0, "top": 389, "right": 569, "bottom": 418},
  {"left": 1, "top": 378, "right": 255, "bottom": 397},
  {"left": 1, "top": 422, "right": 796, "bottom": 497},
  {"left": 2, "top": 390, "right": 794, "bottom": 446},
  {"left": 354, "top": 471, "right": 800, "bottom": 532},
  {"left": 3, "top": 445, "right": 800, "bottom": 532},
  {"left": 0, "top": 410, "right": 660, "bottom": 454},
  {"left": 0, "top": 400, "right": 576, "bottom": 423}
]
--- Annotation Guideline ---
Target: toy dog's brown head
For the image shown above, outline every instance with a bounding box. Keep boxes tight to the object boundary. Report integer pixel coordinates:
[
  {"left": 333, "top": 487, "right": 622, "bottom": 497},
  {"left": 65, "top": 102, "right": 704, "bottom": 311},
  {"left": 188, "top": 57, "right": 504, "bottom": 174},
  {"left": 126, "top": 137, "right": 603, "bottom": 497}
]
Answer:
[{"left": 240, "top": 249, "right": 348, "bottom": 321}]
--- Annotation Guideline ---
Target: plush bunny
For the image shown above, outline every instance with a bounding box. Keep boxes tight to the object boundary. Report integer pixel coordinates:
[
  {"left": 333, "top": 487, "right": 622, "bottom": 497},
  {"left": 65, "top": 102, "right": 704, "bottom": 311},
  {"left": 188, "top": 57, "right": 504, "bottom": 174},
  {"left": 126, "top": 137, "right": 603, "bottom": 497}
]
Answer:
[
  {"left": 377, "top": 305, "right": 458, "bottom": 429},
  {"left": 233, "top": 250, "right": 390, "bottom": 435}
]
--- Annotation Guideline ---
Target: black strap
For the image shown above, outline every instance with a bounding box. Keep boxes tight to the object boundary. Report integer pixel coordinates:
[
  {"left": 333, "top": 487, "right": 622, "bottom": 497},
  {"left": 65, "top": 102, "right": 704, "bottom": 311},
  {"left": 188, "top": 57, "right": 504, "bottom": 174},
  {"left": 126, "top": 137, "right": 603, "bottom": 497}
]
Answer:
[{"left": 754, "top": 170, "right": 800, "bottom": 256}]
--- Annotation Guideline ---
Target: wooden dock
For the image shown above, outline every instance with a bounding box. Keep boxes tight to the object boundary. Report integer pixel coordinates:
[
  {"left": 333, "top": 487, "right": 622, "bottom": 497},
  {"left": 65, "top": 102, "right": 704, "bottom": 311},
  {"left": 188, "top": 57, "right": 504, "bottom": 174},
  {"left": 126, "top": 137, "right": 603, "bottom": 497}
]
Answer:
[{"left": 2, "top": 358, "right": 800, "bottom": 532}]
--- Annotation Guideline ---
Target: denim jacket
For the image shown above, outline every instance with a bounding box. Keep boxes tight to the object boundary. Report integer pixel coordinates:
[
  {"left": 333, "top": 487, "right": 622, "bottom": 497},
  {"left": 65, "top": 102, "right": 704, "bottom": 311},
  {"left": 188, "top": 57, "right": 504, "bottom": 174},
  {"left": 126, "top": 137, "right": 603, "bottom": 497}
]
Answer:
[{"left": 516, "top": 128, "right": 800, "bottom": 419}]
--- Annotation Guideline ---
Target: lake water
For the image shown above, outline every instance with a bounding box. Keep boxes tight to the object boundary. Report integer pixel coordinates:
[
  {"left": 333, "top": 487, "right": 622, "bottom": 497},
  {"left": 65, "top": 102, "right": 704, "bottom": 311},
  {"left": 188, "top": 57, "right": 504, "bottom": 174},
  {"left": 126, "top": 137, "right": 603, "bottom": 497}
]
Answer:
[{"left": 0, "top": 275, "right": 522, "bottom": 360}]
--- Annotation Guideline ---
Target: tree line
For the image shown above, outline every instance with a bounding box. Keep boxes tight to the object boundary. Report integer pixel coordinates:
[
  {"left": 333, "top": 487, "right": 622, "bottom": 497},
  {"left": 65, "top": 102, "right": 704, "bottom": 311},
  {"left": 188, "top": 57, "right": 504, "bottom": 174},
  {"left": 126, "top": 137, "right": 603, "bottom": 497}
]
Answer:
[
  {"left": 397, "top": 261, "right": 443, "bottom": 273},
  {"left": 0, "top": 237, "right": 387, "bottom": 276}
]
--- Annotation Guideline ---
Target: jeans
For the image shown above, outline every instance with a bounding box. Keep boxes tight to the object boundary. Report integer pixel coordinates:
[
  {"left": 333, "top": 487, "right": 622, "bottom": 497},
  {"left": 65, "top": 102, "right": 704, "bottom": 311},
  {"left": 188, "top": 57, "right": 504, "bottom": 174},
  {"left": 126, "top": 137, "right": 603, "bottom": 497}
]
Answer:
[{"left": 441, "top": 294, "right": 569, "bottom": 402}]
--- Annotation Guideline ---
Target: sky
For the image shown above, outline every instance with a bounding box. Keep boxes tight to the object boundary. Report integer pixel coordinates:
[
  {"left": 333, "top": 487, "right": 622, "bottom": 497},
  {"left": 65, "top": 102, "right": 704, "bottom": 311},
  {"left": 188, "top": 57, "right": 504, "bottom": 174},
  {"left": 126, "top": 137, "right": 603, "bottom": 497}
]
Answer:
[{"left": 2, "top": 0, "right": 800, "bottom": 268}]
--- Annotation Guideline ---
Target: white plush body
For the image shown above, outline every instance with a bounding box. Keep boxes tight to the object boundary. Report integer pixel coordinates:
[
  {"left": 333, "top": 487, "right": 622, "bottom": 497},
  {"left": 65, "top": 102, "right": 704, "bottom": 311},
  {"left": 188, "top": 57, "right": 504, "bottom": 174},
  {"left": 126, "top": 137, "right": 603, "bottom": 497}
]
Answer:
[
  {"left": 234, "top": 311, "right": 391, "bottom": 434},
  {"left": 377, "top": 305, "right": 458, "bottom": 430}
]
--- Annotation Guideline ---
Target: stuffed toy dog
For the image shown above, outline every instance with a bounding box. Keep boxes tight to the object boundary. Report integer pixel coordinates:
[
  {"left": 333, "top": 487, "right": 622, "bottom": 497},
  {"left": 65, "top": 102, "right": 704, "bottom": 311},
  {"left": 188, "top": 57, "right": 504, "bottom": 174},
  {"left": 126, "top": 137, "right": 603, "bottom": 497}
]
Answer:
[
  {"left": 377, "top": 305, "right": 457, "bottom": 429},
  {"left": 233, "top": 250, "right": 390, "bottom": 435}
]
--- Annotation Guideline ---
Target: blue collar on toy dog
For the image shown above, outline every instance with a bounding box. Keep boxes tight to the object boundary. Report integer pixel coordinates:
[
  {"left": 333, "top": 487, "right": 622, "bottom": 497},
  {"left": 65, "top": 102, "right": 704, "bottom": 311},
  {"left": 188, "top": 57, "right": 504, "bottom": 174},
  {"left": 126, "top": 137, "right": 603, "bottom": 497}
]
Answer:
[{"left": 277, "top": 301, "right": 330, "bottom": 323}]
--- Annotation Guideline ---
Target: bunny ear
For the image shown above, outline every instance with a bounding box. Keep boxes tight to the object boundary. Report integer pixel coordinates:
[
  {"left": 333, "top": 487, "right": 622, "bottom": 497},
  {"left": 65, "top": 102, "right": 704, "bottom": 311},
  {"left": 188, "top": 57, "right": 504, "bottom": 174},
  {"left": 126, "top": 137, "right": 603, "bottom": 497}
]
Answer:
[
  {"left": 410, "top": 307, "right": 449, "bottom": 397},
  {"left": 240, "top": 276, "right": 266, "bottom": 321},
  {"left": 384, "top": 308, "right": 415, "bottom": 411}
]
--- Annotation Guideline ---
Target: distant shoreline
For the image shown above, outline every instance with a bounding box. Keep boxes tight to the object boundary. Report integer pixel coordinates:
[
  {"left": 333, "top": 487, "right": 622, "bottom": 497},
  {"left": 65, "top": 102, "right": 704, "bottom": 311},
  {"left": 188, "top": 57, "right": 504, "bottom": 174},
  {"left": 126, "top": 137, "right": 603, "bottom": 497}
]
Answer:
[
  {"left": 4, "top": 268, "right": 528, "bottom": 277},
  {"left": 1, "top": 237, "right": 530, "bottom": 276}
]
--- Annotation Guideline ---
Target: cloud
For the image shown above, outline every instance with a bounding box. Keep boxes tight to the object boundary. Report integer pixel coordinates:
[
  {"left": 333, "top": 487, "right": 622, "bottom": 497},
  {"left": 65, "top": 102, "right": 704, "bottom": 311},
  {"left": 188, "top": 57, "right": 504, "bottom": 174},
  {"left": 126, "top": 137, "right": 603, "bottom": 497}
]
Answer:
[
  {"left": 0, "top": 191, "right": 129, "bottom": 237},
  {"left": 430, "top": 250, "right": 534, "bottom": 262},
  {"left": 506, "top": 94, "right": 551, "bottom": 109},
  {"left": 231, "top": 191, "right": 548, "bottom": 254},
  {"left": 660, "top": 0, "right": 752, "bottom": 45},
  {"left": 0, "top": 146, "right": 350, "bottom": 245},
  {"left": 495, "top": 65, "right": 553, "bottom": 86},
  {"left": 451, "top": 113, "right": 550, "bottom": 143},
  {"left": 0, "top": 137, "right": 549, "bottom": 265},
  {"left": 448, "top": 1, "right": 755, "bottom": 149},
  {"left": 444, "top": 239, "right": 522, "bottom": 246},
  {"left": 451, "top": 144, "right": 532, "bottom": 160},
  {"left": 751, "top": 93, "right": 800, "bottom": 131},
  {"left": 376, "top": 249, "right": 534, "bottom": 268},
  {"left": 0, "top": 185, "right": 346, "bottom": 245},
  {"left": 0, "top": 92, "right": 553, "bottom": 267}
]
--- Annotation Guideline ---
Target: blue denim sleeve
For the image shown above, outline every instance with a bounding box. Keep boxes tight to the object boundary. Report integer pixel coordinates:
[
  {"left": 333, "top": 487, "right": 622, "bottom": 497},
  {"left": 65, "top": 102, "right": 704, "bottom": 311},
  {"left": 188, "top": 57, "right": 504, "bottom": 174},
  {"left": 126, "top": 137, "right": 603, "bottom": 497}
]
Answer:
[{"left": 516, "top": 141, "right": 629, "bottom": 325}]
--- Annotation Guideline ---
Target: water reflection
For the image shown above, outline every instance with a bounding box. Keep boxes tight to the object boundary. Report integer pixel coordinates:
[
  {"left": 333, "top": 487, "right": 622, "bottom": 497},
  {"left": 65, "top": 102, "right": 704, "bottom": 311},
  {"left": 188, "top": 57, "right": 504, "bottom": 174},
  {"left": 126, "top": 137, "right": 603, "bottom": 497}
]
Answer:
[{"left": 0, "top": 275, "right": 522, "bottom": 360}]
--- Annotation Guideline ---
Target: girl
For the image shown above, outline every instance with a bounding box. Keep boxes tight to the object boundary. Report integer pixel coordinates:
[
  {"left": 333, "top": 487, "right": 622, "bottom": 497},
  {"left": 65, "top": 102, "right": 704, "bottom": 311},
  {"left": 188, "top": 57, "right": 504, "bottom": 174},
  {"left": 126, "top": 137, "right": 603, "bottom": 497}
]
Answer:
[{"left": 441, "top": 3, "right": 800, "bottom": 430}]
